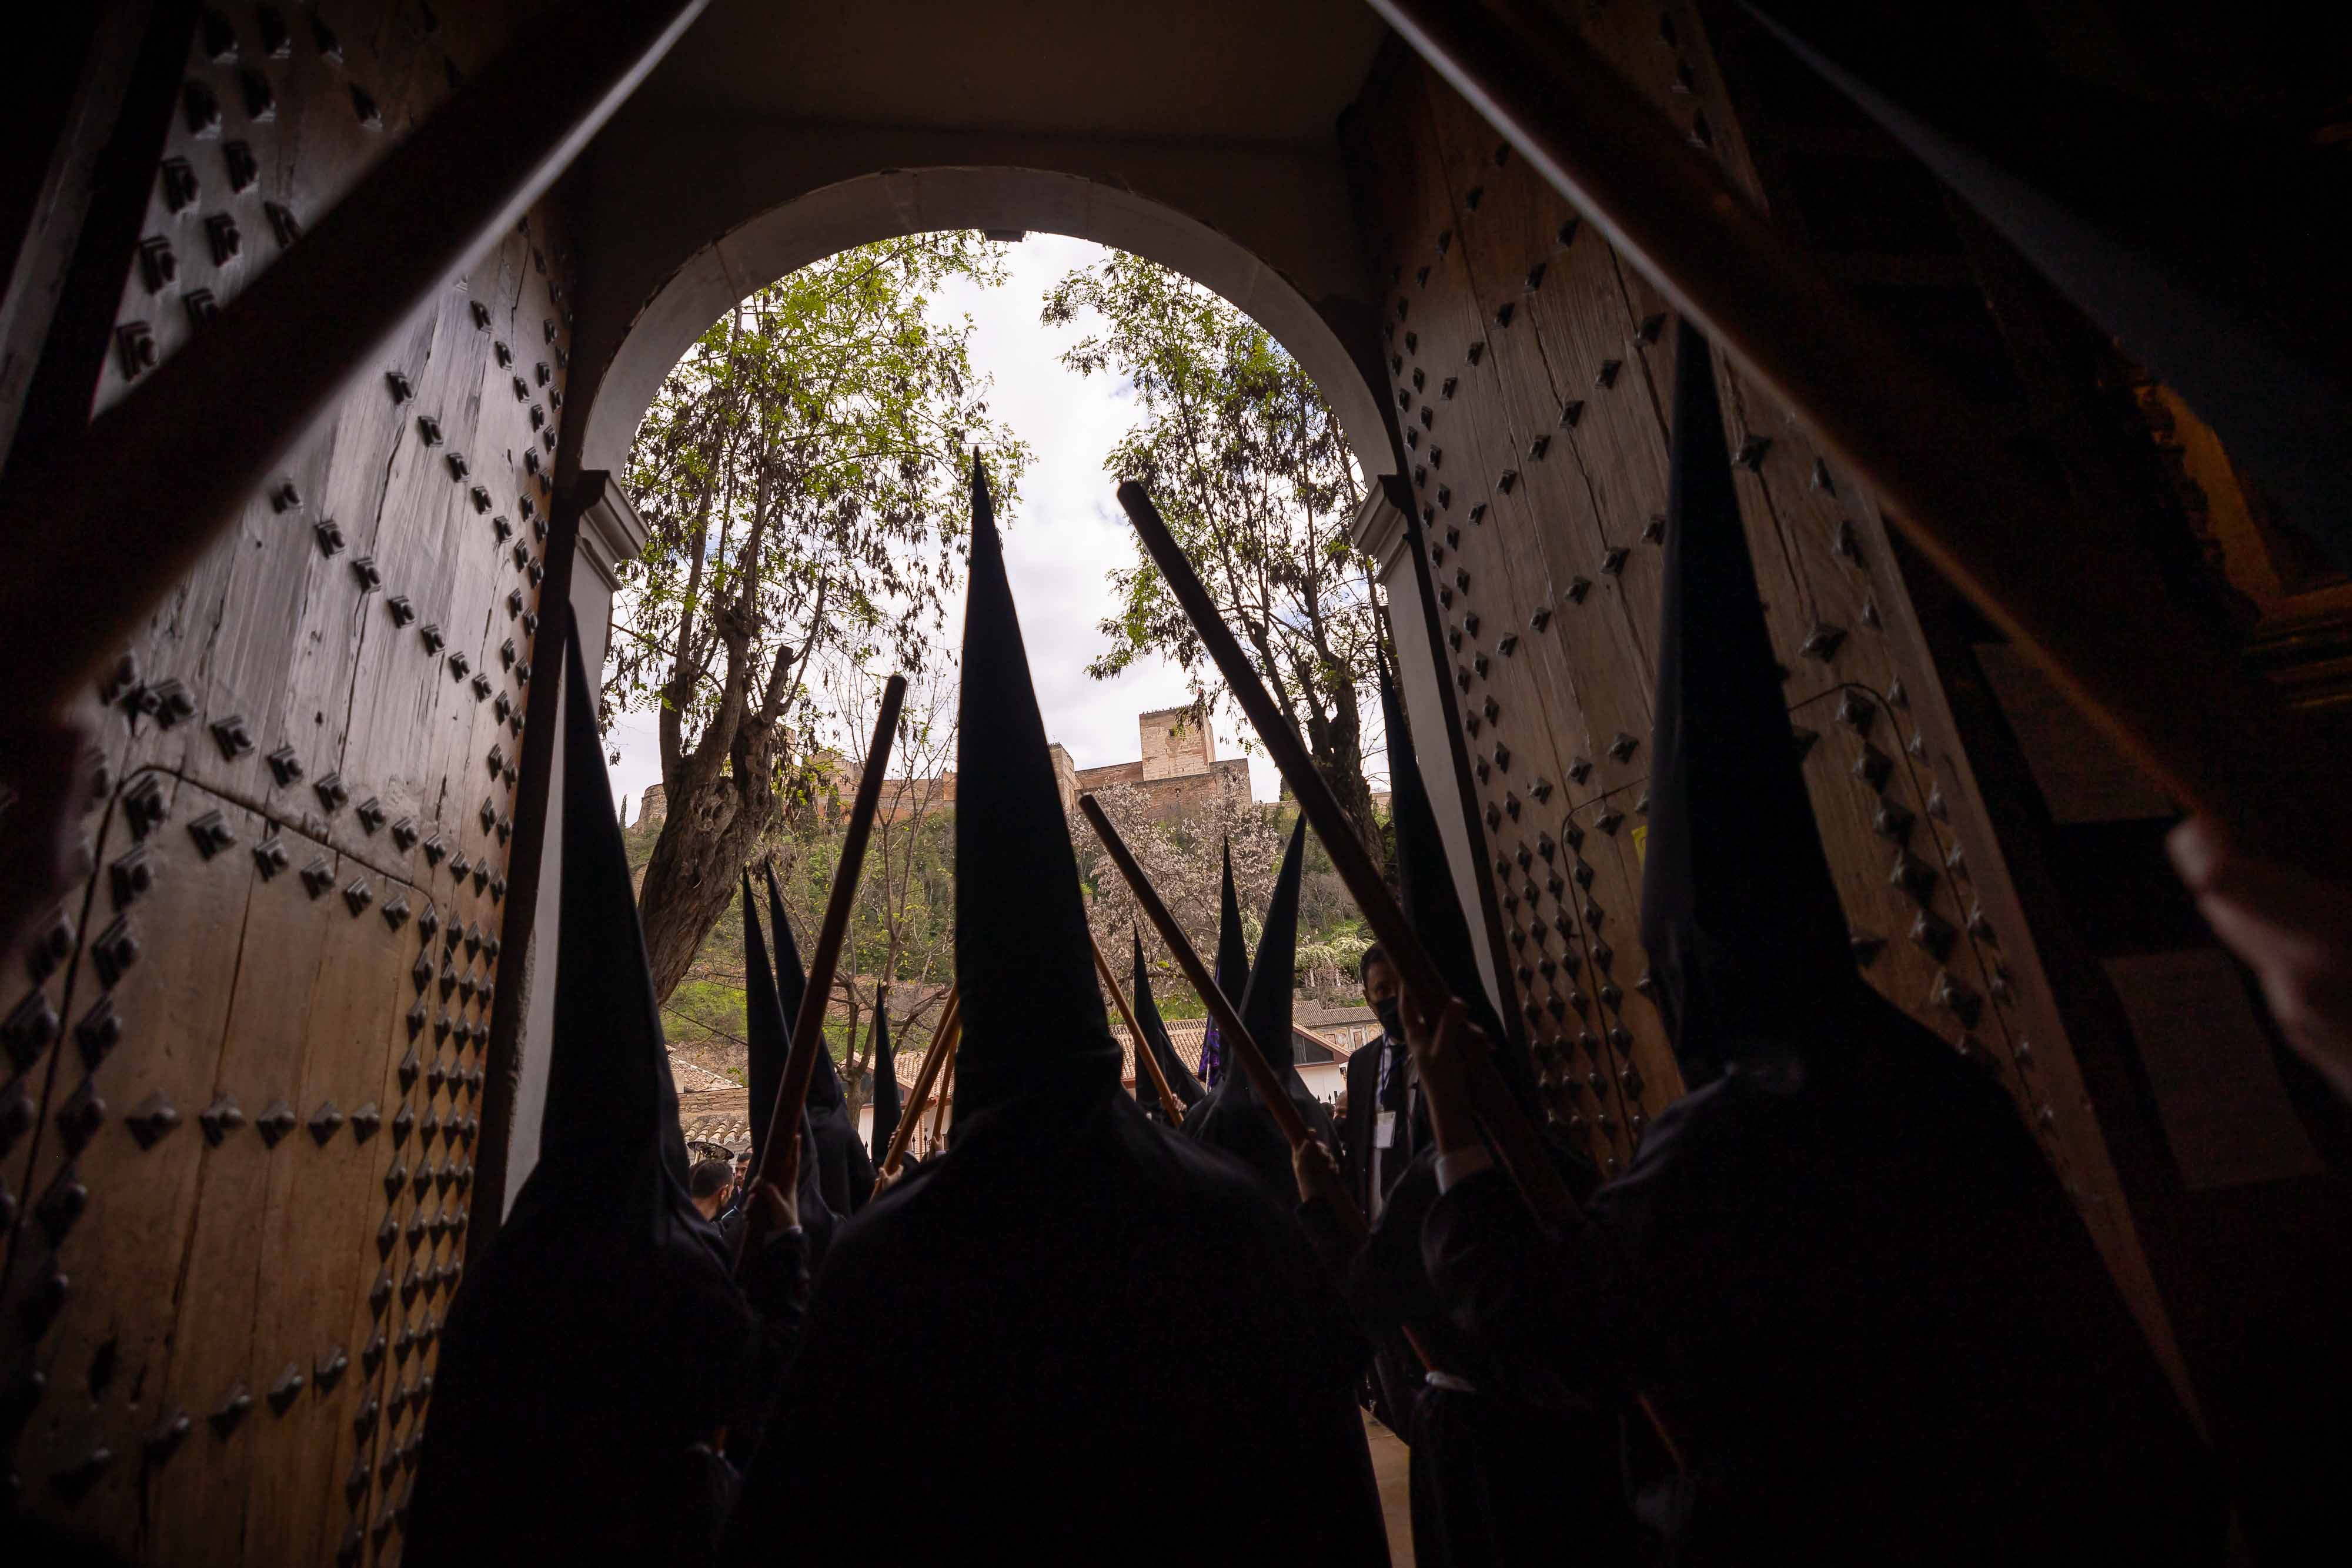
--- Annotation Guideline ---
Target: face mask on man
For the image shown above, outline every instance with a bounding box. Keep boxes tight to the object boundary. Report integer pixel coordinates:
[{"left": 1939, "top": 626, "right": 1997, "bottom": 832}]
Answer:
[{"left": 1372, "top": 997, "right": 1405, "bottom": 1045}]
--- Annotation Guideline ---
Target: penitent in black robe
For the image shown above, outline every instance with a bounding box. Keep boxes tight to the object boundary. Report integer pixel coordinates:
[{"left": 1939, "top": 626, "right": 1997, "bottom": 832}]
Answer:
[
  {"left": 727, "top": 453, "right": 1386, "bottom": 1566},
  {"left": 730, "top": 1084, "right": 1386, "bottom": 1566},
  {"left": 1424, "top": 1001, "right": 2218, "bottom": 1566},
  {"left": 406, "top": 621, "right": 805, "bottom": 1566},
  {"left": 1304, "top": 1145, "right": 1636, "bottom": 1568},
  {"left": 1130, "top": 925, "right": 1204, "bottom": 1126},
  {"left": 1422, "top": 320, "right": 2219, "bottom": 1566},
  {"left": 737, "top": 875, "right": 840, "bottom": 1272}
]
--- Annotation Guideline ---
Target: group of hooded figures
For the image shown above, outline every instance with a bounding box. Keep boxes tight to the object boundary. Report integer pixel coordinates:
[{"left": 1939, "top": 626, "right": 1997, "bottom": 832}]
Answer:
[{"left": 403, "top": 322, "right": 2224, "bottom": 1566}]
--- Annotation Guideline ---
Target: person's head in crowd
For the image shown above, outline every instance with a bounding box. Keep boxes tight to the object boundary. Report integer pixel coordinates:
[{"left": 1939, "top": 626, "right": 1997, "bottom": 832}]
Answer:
[
  {"left": 689, "top": 1157, "right": 734, "bottom": 1220},
  {"left": 1359, "top": 945, "right": 1402, "bottom": 1040}
]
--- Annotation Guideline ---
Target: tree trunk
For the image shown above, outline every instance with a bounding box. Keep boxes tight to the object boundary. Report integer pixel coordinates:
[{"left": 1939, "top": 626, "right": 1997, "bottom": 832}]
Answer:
[{"left": 637, "top": 769, "right": 782, "bottom": 1000}]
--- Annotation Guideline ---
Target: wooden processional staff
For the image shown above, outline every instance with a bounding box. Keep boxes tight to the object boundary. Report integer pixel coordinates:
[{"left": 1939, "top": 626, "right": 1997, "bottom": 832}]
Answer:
[
  {"left": 874, "top": 986, "right": 960, "bottom": 1192},
  {"left": 1088, "top": 926, "right": 1189, "bottom": 1123},
  {"left": 734, "top": 674, "right": 906, "bottom": 1270}
]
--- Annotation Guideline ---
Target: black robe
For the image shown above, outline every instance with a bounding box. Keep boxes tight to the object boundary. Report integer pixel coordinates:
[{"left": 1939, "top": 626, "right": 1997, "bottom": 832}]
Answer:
[
  {"left": 1306, "top": 1146, "right": 1637, "bottom": 1568},
  {"left": 406, "top": 619, "right": 808, "bottom": 1565},
  {"left": 1131, "top": 927, "right": 1204, "bottom": 1126},
  {"left": 407, "top": 1207, "right": 808, "bottom": 1564},
  {"left": 726, "top": 1082, "right": 1390, "bottom": 1566},
  {"left": 866, "top": 1002, "right": 903, "bottom": 1166},
  {"left": 1423, "top": 996, "right": 2222, "bottom": 1566}
]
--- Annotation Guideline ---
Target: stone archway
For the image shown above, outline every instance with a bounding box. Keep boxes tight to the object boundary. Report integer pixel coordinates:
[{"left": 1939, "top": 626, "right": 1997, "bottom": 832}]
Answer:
[{"left": 573, "top": 165, "right": 1395, "bottom": 486}]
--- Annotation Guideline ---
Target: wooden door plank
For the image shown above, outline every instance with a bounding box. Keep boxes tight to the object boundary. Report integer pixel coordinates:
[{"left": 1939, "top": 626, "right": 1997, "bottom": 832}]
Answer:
[
  {"left": 239, "top": 865, "right": 417, "bottom": 1563},
  {"left": 7, "top": 776, "right": 257, "bottom": 1550},
  {"left": 145, "top": 815, "right": 340, "bottom": 1564}
]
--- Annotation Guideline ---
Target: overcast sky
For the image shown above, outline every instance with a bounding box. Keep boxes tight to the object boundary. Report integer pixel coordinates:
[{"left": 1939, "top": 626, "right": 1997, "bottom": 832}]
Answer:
[{"left": 605, "top": 234, "right": 1373, "bottom": 821}]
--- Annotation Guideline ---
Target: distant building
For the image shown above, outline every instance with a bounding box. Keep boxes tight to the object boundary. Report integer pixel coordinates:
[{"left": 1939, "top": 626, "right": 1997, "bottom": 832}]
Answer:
[
  {"left": 632, "top": 781, "right": 668, "bottom": 830},
  {"left": 816, "top": 706, "right": 1251, "bottom": 824},
  {"left": 1065, "top": 706, "right": 1251, "bottom": 820},
  {"left": 1297, "top": 1001, "right": 1381, "bottom": 1054}
]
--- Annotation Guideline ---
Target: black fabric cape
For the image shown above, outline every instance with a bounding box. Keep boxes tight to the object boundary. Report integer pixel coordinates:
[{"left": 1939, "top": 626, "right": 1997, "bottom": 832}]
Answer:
[
  {"left": 1181, "top": 818, "right": 1341, "bottom": 1204},
  {"left": 1131, "top": 926, "right": 1204, "bottom": 1124},
  {"left": 1302, "top": 1116, "right": 1632, "bottom": 1567},
  {"left": 1422, "top": 323, "right": 2220, "bottom": 1564},
  {"left": 406, "top": 622, "right": 798, "bottom": 1565},
  {"left": 865, "top": 999, "right": 901, "bottom": 1167},
  {"left": 764, "top": 863, "right": 876, "bottom": 1214},
  {"left": 726, "top": 455, "right": 1387, "bottom": 1566}
]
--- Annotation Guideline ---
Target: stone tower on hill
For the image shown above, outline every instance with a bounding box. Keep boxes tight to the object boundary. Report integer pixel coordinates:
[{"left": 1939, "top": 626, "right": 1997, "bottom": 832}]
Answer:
[
  {"left": 816, "top": 706, "right": 1250, "bottom": 823},
  {"left": 1067, "top": 707, "right": 1250, "bottom": 820}
]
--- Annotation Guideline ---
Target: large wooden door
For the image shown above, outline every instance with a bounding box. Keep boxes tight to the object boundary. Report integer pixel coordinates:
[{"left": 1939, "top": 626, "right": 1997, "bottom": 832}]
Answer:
[
  {"left": 1342, "top": 2, "right": 2180, "bottom": 1372},
  {"left": 1, "top": 5, "right": 572, "bottom": 1561}
]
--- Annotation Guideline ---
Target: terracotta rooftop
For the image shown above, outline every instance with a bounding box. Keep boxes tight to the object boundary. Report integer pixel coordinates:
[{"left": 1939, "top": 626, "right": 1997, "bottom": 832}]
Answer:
[{"left": 676, "top": 1084, "right": 754, "bottom": 1151}]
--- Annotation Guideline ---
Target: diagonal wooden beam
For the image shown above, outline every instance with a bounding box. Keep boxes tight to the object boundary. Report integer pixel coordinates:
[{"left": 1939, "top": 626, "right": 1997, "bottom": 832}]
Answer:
[
  {"left": 1365, "top": 0, "right": 2348, "bottom": 868},
  {"left": 3, "top": 0, "right": 712, "bottom": 720},
  {"left": 1115, "top": 485, "right": 1584, "bottom": 1237},
  {"left": 745, "top": 674, "right": 906, "bottom": 1215},
  {"left": 874, "top": 986, "right": 957, "bottom": 1190}
]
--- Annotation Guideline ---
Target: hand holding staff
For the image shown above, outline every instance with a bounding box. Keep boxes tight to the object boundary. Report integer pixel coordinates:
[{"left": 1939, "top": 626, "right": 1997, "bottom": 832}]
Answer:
[
  {"left": 876, "top": 986, "right": 959, "bottom": 1190},
  {"left": 737, "top": 673, "right": 906, "bottom": 1268},
  {"left": 1090, "top": 926, "right": 1188, "bottom": 1122},
  {"left": 1080, "top": 794, "right": 1368, "bottom": 1244},
  {"left": 1115, "top": 483, "right": 1582, "bottom": 1238}
]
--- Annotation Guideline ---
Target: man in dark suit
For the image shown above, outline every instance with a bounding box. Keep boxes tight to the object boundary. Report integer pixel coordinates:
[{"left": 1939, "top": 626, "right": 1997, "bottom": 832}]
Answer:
[
  {"left": 1341, "top": 945, "right": 1419, "bottom": 1225},
  {"left": 1333, "top": 943, "right": 1432, "bottom": 1436}
]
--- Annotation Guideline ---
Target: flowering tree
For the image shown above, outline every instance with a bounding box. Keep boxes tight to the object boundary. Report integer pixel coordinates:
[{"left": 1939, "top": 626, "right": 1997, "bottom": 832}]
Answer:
[{"left": 1077, "top": 783, "right": 1287, "bottom": 1037}]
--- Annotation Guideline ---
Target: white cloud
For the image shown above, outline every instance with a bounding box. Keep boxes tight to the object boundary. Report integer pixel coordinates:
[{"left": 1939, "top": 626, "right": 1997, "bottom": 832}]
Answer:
[{"left": 605, "top": 235, "right": 1303, "bottom": 822}]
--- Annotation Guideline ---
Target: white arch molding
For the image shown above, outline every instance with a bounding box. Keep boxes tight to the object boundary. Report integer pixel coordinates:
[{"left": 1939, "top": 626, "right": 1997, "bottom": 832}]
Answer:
[{"left": 576, "top": 166, "right": 1394, "bottom": 487}]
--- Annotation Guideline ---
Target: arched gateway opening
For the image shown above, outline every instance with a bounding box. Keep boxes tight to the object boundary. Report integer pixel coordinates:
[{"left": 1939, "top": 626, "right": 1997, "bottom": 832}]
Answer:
[
  {"left": 6, "top": 2, "right": 2346, "bottom": 1557},
  {"left": 578, "top": 168, "right": 1394, "bottom": 486},
  {"left": 584, "top": 191, "right": 1405, "bottom": 1174}
]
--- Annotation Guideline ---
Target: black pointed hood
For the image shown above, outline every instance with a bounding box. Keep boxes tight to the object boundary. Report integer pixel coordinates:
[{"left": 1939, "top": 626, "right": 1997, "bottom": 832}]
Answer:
[
  {"left": 1641, "top": 320, "right": 1860, "bottom": 1082},
  {"left": 1240, "top": 817, "right": 1308, "bottom": 1076},
  {"left": 1179, "top": 817, "right": 1335, "bottom": 1201},
  {"left": 1376, "top": 659, "right": 1538, "bottom": 1117},
  {"left": 741, "top": 873, "right": 838, "bottom": 1239},
  {"left": 509, "top": 617, "right": 690, "bottom": 1229},
  {"left": 1198, "top": 840, "right": 1251, "bottom": 1086},
  {"left": 764, "top": 863, "right": 846, "bottom": 1114},
  {"left": 740, "top": 873, "right": 788, "bottom": 1176},
  {"left": 1132, "top": 927, "right": 1204, "bottom": 1107},
  {"left": 867, "top": 999, "right": 901, "bottom": 1166},
  {"left": 954, "top": 450, "right": 1120, "bottom": 1118}
]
